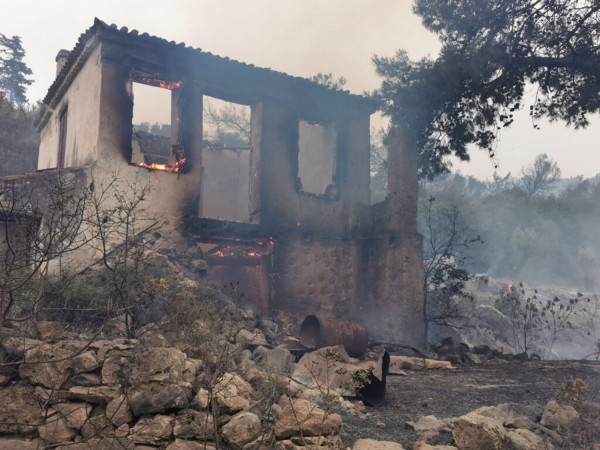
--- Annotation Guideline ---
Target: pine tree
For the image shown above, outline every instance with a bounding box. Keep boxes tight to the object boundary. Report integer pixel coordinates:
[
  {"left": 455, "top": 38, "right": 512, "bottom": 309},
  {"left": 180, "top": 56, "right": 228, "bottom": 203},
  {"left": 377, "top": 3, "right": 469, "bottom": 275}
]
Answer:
[{"left": 0, "top": 34, "right": 33, "bottom": 104}]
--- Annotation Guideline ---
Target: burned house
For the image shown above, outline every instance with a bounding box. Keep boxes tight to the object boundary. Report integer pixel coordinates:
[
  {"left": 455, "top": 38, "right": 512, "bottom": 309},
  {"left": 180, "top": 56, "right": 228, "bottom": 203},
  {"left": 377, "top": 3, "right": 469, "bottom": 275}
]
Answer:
[{"left": 32, "top": 19, "right": 424, "bottom": 345}]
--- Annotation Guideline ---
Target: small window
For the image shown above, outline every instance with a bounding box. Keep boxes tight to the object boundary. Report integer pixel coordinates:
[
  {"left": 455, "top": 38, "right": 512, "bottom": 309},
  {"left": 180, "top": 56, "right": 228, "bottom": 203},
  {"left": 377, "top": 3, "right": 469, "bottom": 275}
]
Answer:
[
  {"left": 297, "top": 120, "right": 337, "bottom": 197},
  {"left": 130, "top": 72, "right": 186, "bottom": 173},
  {"left": 200, "top": 96, "right": 252, "bottom": 223}
]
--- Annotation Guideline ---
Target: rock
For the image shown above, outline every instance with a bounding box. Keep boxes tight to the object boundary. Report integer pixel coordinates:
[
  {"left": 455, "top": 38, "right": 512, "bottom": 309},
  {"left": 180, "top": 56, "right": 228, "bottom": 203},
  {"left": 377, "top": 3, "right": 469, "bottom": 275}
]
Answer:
[
  {"left": 71, "top": 351, "right": 99, "bottom": 374},
  {"left": 38, "top": 416, "right": 76, "bottom": 444},
  {"left": 221, "top": 411, "right": 261, "bottom": 449},
  {"left": 129, "top": 383, "right": 191, "bottom": 416},
  {"left": 353, "top": 438, "right": 404, "bottom": 449},
  {"left": 54, "top": 439, "right": 127, "bottom": 450},
  {"left": 0, "top": 439, "right": 42, "bottom": 449},
  {"left": 239, "top": 329, "right": 269, "bottom": 348},
  {"left": 253, "top": 346, "right": 293, "bottom": 373},
  {"left": 505, "top": 428, "right": 547, "bottom": 450},
  {"left": 102, "top": 347, "right": 187, "bottom": 386},
  {"left": 407, "top": 415, "right": 449, "bottom": 432},
  {"left": 91, "top": 338, "right": 139, "bottom": 363},
  {"left": 115, "top": 423, "right": 129, "bottom": 438},
  {"left": 68, "top": 385, "right": 121, "bottom": 403},
  {"left": 173, "top": 409, "right": 214, "bottom": 440},
  {"left": 540, "top": 400, "right": 579, "bottom": 429},
  {"left": 106, "top": 394, "right": 133, "bottom": 426},
  {"left": 131, "top": 415, "right": 174, "bottom": 445},
  {"left": 191, "top": 388, "right": 210, "bottom": 410},
  {"left": 182, "top": 358, "right": 202, "bottom": 384},
  {"left": 274, "top": 397, "right": 342, "bottom": 439},
  {"left": 80, "top": 413, "right": 115, "bottom": 439},
  {"left": 275, "top": 435, "right": 345, "bottom": 449},
  {"left": 71, "top": 372, "right": 102, "bottom": 386},
  {"left": 214, "top": 372, "right": 254, "bottom": 413},
  {"left": 0, "top": 384, "right": 42, "bottom": 435},
  {"left": 1, "top": 337, "right": 44, "bottom": 359},
  {"left": 475, "top": 404, "right": 533, "bottom": 430},
  {"left": 36, "top": 321, "right": 64, "bottom": 343},
  {"left": 452, "top": 411, "right": 506, "bottom": 450},
  {"left": 167, "top": 439, "right": 216, "bottom": 450},
  {"left": 19, "top": 343, "right": 73, "bottom": 389},
  {"left": 53, "top": 402, "right": 92, "bottom": 429},
  {"left": 413, "top": 444, "right": 457, "bottom": 450},
  {"left": 34, "top": 386, "right": 70, "bottom": 405},
  {"left": 388, "top": 355, "right": 453, "bottom": 373}
]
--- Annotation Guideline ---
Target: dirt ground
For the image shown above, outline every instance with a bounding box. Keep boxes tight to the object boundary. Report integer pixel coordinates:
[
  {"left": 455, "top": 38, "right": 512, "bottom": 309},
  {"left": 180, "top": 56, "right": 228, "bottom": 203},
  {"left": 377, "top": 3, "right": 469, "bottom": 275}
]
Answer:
[{"left": 340, "top": 359, "right": 600, "bottom": 448}]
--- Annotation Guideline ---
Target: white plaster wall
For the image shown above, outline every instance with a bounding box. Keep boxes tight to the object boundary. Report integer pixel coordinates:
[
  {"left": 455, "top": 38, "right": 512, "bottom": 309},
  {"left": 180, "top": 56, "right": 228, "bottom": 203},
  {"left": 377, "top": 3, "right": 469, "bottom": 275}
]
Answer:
[{"left": 38, "top": 44, "right": 102, "bottom": 170}]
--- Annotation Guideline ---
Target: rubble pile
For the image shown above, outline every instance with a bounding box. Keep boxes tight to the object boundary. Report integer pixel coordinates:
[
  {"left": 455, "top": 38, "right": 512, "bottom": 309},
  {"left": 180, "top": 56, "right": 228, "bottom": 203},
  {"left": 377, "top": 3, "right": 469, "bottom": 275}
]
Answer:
[{"left": 0, "top": 313, "right": 594, "bottom": 449}]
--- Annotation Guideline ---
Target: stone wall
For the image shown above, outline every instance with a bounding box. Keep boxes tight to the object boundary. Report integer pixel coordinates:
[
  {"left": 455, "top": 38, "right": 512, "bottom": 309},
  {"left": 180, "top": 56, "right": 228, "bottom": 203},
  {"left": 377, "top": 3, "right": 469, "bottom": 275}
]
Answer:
[{"left": 273, "top": 234, "right": 358, "bottom": 324}]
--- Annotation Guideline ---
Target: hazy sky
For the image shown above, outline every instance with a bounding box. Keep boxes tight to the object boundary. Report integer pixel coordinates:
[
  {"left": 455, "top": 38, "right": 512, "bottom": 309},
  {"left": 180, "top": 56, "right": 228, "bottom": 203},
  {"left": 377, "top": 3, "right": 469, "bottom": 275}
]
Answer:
[{"left": 2, "top": 0, "right": 599, "bottom": 180}]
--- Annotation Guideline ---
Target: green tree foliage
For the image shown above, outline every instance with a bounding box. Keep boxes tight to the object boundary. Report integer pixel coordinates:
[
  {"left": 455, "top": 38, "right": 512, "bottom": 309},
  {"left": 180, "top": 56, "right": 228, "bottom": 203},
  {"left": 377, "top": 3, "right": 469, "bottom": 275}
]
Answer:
[
  {"left": 0, "top": 91, "right": 39, "bottom": 176},
  {"left": 0, "top": 34, "right": 33, "bottom": 105},
  {"left": 373, "top": 0, "right": 600, "bottom": 177}
]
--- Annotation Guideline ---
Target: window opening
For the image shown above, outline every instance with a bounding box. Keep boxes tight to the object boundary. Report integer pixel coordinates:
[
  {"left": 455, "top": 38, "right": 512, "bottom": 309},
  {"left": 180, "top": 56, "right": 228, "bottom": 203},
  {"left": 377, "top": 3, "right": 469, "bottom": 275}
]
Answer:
[
  {"left": 130, "top": 72, "right": 186, "bottom": 173},
  {"left": 297, "top": 120, "right": 337, "bottom": 197},
  {"left": 200, "top": 96, "right": 252, "bottom": 223},
  {"left": 57, "top": 105, "right": 68, "bottom": 168}
]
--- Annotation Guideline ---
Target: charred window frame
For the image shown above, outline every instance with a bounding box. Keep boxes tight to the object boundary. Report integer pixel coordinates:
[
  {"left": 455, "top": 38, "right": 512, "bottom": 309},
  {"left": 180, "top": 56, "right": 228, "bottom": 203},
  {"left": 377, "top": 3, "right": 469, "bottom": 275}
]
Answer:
[
  {"left": 199, "top": 95, "right": 253, "bottom": 224},
  {"left": 296, "top": 118, "right": 338, "bottom": 199},
  {"left": 57, "top": 105, "right": 68, "bottom": 169},
  {"left": 129, "top": 70, "right": 187, "bottom": 173}
]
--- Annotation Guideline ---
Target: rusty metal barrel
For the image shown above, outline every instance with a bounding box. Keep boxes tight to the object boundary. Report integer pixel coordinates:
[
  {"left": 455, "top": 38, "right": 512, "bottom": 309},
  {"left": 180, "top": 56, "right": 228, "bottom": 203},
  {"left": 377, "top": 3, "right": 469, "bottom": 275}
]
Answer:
[{"left": 299, "top": 315, "right": 369, "bottom": 358}]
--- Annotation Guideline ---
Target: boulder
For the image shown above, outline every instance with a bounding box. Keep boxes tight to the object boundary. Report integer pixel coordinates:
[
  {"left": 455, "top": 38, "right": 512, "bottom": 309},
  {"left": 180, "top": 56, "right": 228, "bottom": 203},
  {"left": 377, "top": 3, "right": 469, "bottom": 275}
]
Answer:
[
  {"left": 19, "top": 343, "right": 73, "bottom": 389},
  {"left": 1, "top": 337, "right": 44, "bottom": 359},
  {"left": 106, "top": 394, "right": 133, "bottom": 426},
  {"left": 353, "top": 439, "right": 404, "bottom": 449},
  {"left": 91, "top": 339, "right": 139, "bottom": 363},
  {"left": 71, "top": 372, "right": 102, "bottom": 386},
  {"left": 221, "top": 411, "right": 261, "bottom": 449},
  {"left": 191, "top": 388, "right": 210, "bottom": 410},
  {"left": 214, "top": 372, "right": 254, "bottom": 413},
  {"left": 131, "top": 415, "right": 174, "bottom": 445},
  {"left": 0, "top": 439, "right": 42, "bottom": 449},
  {"left": 452, "top": 411, "right": 507, "bottom": 450},
  {"left": 68, "top": 385, "right": 121, "bottom": 403},
  {"left": 36, "top": 321, "right": 64, "bottom": 343},
  {"left": 540, "top": 400, "right": 579, "bottom": 429},
  {"left": 71, "top": 351, "right": 99, "bottom": 374},
  {"left": 505, "top": 428, "right": 548, "bottom": 450},
  {"left": 53, "top": 402, "right": 92, "bottom": 429},
  {"left": 273, "top": 397, "right": 342, "bottom": 439},
  {"left": 38, "top": 416, "right": 76, "bottom": 444},
  {"left": 253, "top": 346, "right": 293, "bottom": 373},
  {"left": 167, "top": 439, "right": 216, "bottom": 450},
  {"left": 407, "top": 415, "right": 450, "bottom": 433},
  {"left": 0, "top": 384, "right": 42, "bottom": 435},
  {"left": 129, "top": 383, "right": 191, "bottom": 416},
  {"left": 80, "top": 414, "right": 115, "bottom": 439},
  {"left": 275, "top": 435, "right": 345, "bottom": 449},
  {"left": 172, "top": 409, "right": 214, "bottom": 440},
  {"left": 475, "top": 404, "right": 534, "bottom": 430},
  {"left": 102, "top": 347, "right": 187, "bottom": 386}
]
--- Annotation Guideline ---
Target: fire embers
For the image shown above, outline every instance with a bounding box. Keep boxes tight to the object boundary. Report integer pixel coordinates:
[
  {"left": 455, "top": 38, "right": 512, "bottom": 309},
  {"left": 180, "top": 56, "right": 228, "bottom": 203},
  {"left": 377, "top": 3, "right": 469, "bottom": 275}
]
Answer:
[
  {"left": 136, "top": 144, "right": 188, "bottom": 173},
  {"left": 205, "top": 239, "right": 275, "bottom": 260}
]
